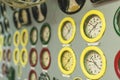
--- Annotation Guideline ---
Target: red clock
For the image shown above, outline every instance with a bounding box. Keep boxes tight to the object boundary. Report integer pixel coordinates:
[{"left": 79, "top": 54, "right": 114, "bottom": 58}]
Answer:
[
  {"left": 29, "top": 48, "right": 38, "bottom": 67},
  {"left": 40, "top": 48, "right": 51, "bottom": 70},
  {"left": 114, "top": 50, "right": 120, "bottom": 78},
  {"left": 28, "top": 70, "right": 37, "bottom": 80}
]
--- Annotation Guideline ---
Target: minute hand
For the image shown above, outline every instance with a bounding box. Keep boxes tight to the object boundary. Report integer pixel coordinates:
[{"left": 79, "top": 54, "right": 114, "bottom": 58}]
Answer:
[{"left": 88, "top": 23, "right": 98, "bottom": 34}]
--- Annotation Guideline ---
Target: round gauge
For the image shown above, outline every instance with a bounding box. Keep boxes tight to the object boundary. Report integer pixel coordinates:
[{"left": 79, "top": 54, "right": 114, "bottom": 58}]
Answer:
[
  {"left": 0, "top": 48, "right": 3, "bottom": 61},
  {"left": 30, "top": 27, "right": 38, "bottom": 45},
  {"left": 58, "top": 17, "right": 76, "bottom": 44},
  {"left": 17, "top": 63, "right": 22, "bottom": 78},
  {"left": 28, "top": 70, "right": 37, "bottom": 80},
  {"left": 40, "top": 48, "right": 51, "bottom": 70},
  {"left": 2, "top": 63, "right": 8, "bottom": 75},
  {"left": 73, "top": 77, "right": 82, "bottom": 80},
  {"left": 13, "top": 31, "right": 20, "bottom": 47},
  {"left": 113, "top": 7, "right": 120, "bottom": 36},
  {"left": 21, "top": 29, "right": 28, "bottom": 46},
  {"left": 114, "top": 50, "right": 120, "bottom": 78},
  {"left": 32, "top": 2, "right": 47, "bottom": 23},
  {"left": 20, "top": 48, "right": 28, "bottom": 67},
  {"left": 80, "top": 46, "right": 106, "bottom": 79},
  {"left": 13, "top": 48, "right": 20, "bottom": 65},
  {"left": 0, "top": 22, "right": 4, "bottom": 34},
  {"left": 19, "top": 9, "right": 31, "bottom": 25},
  {"left": 4, "top": 18, "right": 10, "bottom": 32},
  {"left": 29, "top": 48, "right": 38, "bottom": 67},
  {"left": 13, "top": 11, "right": 22, "bottom": 29},
  {"left": 40, "top": 23, "right": 51, "bottom": 45},
  {"left": 58, "top": 0, "right": 86, "bottom": 14},
  {"left": 7, "top": 49, "right": 11, "bottom": 62},
  {"left": 7, "top": 34, "right": 12, "bottom": 46},
  {"left": 3, "top": 49, "right": 6, "bottom": 61},
  {"left": 0, "top": 35, "right": 3, "bottom": 47},
  {"left": 39, "top": 72, "right": 50, "bottom": 80},
  {"left": 80, "top": 10, "right": 106, "bottom": 43},
  {"left": 58, "top": 47, "right": 76, "bottom": 75},
  {"left": 0, "top": 3, "right": 6, "bottom": 16}
]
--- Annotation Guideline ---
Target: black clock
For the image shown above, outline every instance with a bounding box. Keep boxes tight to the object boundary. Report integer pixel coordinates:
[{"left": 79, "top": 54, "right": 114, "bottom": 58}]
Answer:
[{"left": 58, "top": 0, "right": 86, "bottom": 14}]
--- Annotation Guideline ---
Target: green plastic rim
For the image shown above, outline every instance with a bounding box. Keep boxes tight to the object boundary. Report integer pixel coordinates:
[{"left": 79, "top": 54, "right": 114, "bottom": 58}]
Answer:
[
  {"left": 7, "top": 34, "right": 12, "bottom": 46},
  {"left": 30, "top": 27, "right": 38, "bottom": 45},
  {"left": 114, "top": 7, "right": 120, "bottom": 36},
  {"left": 40, "top": 23, "right": 51, "bottom": 45}
]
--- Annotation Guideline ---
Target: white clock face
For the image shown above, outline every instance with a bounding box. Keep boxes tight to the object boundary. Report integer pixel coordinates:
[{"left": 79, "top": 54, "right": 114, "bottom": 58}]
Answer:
[
  {"left": 61, "top": 51, "right": 74, "bottom": 71},
  {"left": 30, "top": 72, "right": 37, "bottom": 80},
  {"left": 42, "top": 51, "right": 50, "bottom": 67},
  {"left": 85, "top": 51, "right": 102, "bottom": 75},
  {"left": 85, "top": 15, "right": 102, "bottom": 38},
  {"left": 42, "top": 26, "right": 50, "bottom": 42},
  {"left": 62, "top": 22, "right": 73, "bottom": 40},
  {"left": 31, "top": 51, "right": 37, "bottom": 65}
]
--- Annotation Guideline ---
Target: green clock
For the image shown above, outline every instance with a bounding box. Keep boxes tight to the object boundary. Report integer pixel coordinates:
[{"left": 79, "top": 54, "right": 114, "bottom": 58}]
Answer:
[
  {"left": 114, "top": 7, "right": 120, "bottom": 36},
  {"left": 40, "top": 23, "right": 51, "bottom": 45}
]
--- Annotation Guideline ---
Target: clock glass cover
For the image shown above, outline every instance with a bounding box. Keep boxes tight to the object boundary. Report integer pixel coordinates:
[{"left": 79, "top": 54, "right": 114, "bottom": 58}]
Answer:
[
  {"left": 30, "top": 27, "right": 38, "bottom": 45},
  {"left": 40, "top": 48, "right": 51, "bottom": 70},
  {"left": 29, "top": 70, "right": 37, "bottom": 80},
  {"left": 80, "top": 46, "right": 106, "bottom": 79},
  {"left": 80, "top": 10, "right": 106, "bottom": 42},
  {"left": 29, "top": 48, "right": 38, "bottom": 67},
  {"left": 32, "top": 2, "right": 47, "bottom": 23},
  {"left": 113, "top": 7, "right": 120, "bottom": 36},
  {"left": 40, "top": 23, "right": 51, "bottom": 45},
  {"left": 58, "top": 0, "right": 86, "bottom": 14}
]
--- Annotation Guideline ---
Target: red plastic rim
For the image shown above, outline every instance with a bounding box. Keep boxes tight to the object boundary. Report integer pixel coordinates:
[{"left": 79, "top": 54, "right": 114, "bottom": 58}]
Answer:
[
  {"left": 29, "top": 48, "right": 38, "bottom": 67},
  {"left": 28, "top": 70, "right": 37, "bottom": 80},
  {"left": 40, "top": 48, "right": 51, "bottom": 70},
  {"left": 114, "top": 50, "right": 120, "bottom": 78}
]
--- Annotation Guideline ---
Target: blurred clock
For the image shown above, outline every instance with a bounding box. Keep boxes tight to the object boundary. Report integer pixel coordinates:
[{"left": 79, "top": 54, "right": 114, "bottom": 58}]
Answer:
[
  {"left": 29, "top": 70, "right": 37, "bottom": 80},
  {"left": 39, "top": 72, "right": 50, "bottom": 80}
]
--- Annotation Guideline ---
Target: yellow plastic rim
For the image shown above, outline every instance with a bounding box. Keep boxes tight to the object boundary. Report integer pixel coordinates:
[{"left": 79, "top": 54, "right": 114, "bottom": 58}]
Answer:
[
  {"left": 58, "top": 17, "right": 76, "bottom": 44},
  {"left": 13, "top": 31, "right": 20, "bottom": 47},
  {"left": 13, "top": 48, "right": 20, "bottom": 65},
  {"left": 73, "top": 77, "right": 82, "bottom": 80},
  {"left": 21, "top": 29, "right": 28, "bottom": 46},
  {"left": 80, "top": 10, "right": 106, "bottom": 42},
  {"left": 80, "top": 46, "right": 106, "bottom": 79},
  {"left": 20, "top": 48, "right": 28, "bottom": 67},
  {"left": 0, "top": 35, "right": 4, "bottom": 47},
  {"left": 0, "top": 48, "right": 3, "bottom": 61},
  {"left": 58, "top": 47, "right": 76, "bottom": 75}
]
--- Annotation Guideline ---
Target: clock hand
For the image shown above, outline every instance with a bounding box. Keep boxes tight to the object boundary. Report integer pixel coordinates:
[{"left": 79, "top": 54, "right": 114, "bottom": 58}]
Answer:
[
  {"left": 88, "top": 22, "right": 98, "bottom": 35},
  {"left": 91, "top": 57, "right": 101, "bottom": 70},
  {"left": 63, "top": 57, "right": 72, "bottom": 68},
  {"left": 64, "top": 26, "right": 71, "bottom": 38}
]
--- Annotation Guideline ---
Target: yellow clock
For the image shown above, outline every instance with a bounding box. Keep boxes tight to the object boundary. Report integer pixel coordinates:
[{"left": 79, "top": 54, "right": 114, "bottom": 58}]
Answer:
[
  {"left": 58, "top": 17, "right": 76, "bottom": 44},
  {"left": 20, "top": 48, "right": 28, "bottom": 67},
  {"left": 13, "top": 48, "right": 20, "bottom": 65},
  {"left": 21, "top": 29, "right": 28, "bottom": 46},
  {"left": 58, "top": 47, "right": 76, "bottom": 75},
  {"left": 13, "top": 31, "right": 20, "bottom": 47},
  {"left": 80, "top": 10, "right": 106, "bottom": 43},
  {"left": 80, "top": 46, "right": 106, "bottom": 79}
]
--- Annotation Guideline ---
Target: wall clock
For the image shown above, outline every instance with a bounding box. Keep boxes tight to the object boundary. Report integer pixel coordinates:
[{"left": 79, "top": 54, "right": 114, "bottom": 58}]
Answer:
[
  {"left": 2, "top": 63, "right": 8, "bottom": 75},
  {"left": 0, "top": 22, "right": 4, "bottom": 34},
  {"left": 80, "top": 46, "right": 106, "bottom": 79},
  {"left": 40, "top": 48, "right": 51, "bottom": 70},
  {"left": 7, "top": 49, "right": 11, "bottom": 62},
  {"left": 0, "top": 48, "right": 3, "bottom": 61},
  {"left": 13, "top": 11, "right": 22, "bottom": 29},
  {"left": 21, "top": 29, "right": 28, "bottom": 46},
  {"left": 73, "top": 77, "right": 82, "bottom": 80},
  {"left": 19, "top": 9, "right": 31, "bottom": 26},
  {"left": 13, "top": 31, "right": 20, "bottom": 47},
  {"left": 90, "top": 0, "right": 104, "bottom": 3},
  {"left": 7, "top": 34, "right": 12, "bottom": 46},
  {"left": 58, "top": 47, "right": 76, "bottom": 75},
  {"left": 58, "top": 17, "right": 76, "bottom": 44},
  {"left": 32, "top": 2, "right": 47, "bottom": 23},
  {"left": 40, "top": 23, "right": 51, "bottom": 45},
  {"left": 13, "top": 48, "right": 19, "bottom": 65},
  {"left": 30, "top": 27, "right": 38, "bottom": 45},
  {"left": 29, "top": 48, "right": 38, "bottom": 67},
  {"left": 58, "top": 0, "right": 86, "bottom": 14},
  {"left": 80, "top": 10, "right": 106, "bottom": 43},
  {"left": 20, "top": 48, "right": 28, "bottom": 67},
  {"left": 28, "top": 70, "right": 37, "bottom": 80},
  {"left": 39, "top": 72, "right": 50, "bottom": 80},
  {"left": 113, "top": 7, "right": 120, "bottom": 36},
  {"left": 4, "top": 18, "right": 10, "bottom": 32},
  {"left": 114, "top": 50, "right": 120, "bottom": 78}
]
